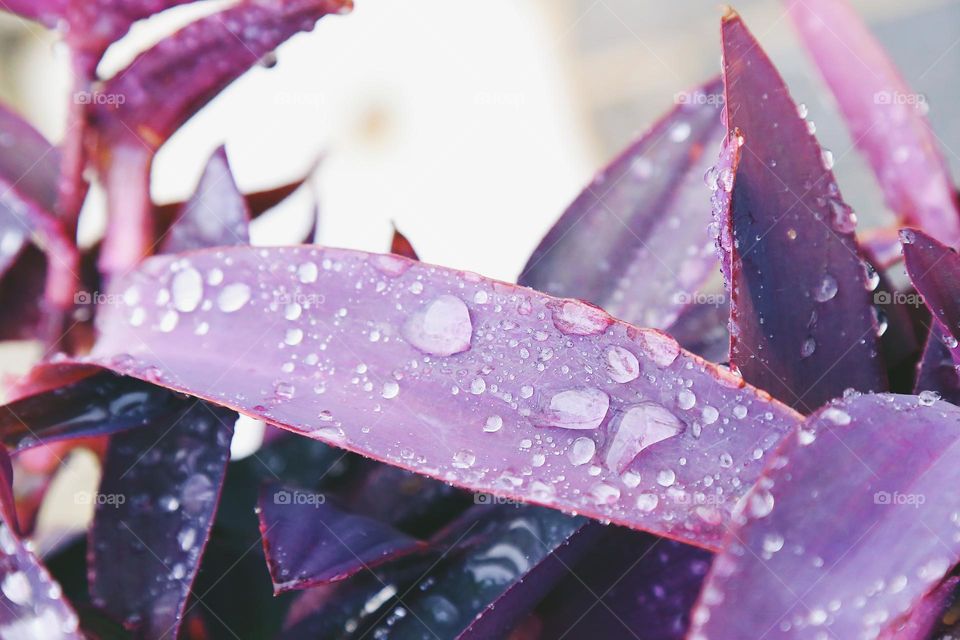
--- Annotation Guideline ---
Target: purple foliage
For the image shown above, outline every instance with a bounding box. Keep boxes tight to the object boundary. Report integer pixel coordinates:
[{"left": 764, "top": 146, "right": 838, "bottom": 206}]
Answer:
[{"left": 0, "top": 1, "right": 955, "bottom": 638}]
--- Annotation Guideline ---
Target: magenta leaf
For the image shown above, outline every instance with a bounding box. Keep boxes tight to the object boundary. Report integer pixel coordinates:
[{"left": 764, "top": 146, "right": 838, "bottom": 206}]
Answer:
[
  {"left": 89, "top": 398, "right": 234, "bottom": 639},
  {"left": 0, "top": 369, "right": 178, "bottom": 452},
  {"left": 718, "top": 11, "right": 886, "bottom": 411},
  {"left": 390, "top": 225, "right": 420, "bottom": 261},
  {"left": 73, "top": 244, "right": 803, "bottom": 549},
  {"left": 786, "top": 0, "right": 960, "bottom": 246},
  {"left": 688, "top": 393, "right": 960, "bottom": 639},
  {"left": 520, "top": 78, "right": 724, "bottom": 330},
  {"left": 257, "top": 483, "right": 426, "bottom": 593},
  {"left": 534, "top": 529, "right": 710, "bottom": 639},
  {"left": 90, "top": 0, "right": 350, "bottom": 273},
  {"left": 159, "top": 146, "right": 250, "bottom": 253}
]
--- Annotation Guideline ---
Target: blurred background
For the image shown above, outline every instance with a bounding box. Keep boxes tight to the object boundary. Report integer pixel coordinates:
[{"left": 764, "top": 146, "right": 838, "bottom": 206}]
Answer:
[
  {"left": 0, "top": 0, "right": 957, "bottom": 282},
  {"left": 0, "top": 0, "right": 957, "bottom": 545},
  {"left": 0, "top": 0, "right": 958, "bottom": 280}
]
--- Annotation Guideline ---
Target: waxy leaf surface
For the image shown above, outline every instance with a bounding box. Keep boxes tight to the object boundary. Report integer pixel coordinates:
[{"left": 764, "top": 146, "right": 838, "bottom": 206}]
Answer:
[
  {"left": 718, "top": 12, "right": 886, "bottom": 411},
  {"left": 75, "top": 245, "right": 802, "bottom": 549}
]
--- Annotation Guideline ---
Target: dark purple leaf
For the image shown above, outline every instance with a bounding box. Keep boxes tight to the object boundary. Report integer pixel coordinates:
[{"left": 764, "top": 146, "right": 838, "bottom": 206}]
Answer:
[
  {"left": 91, "top": 0, "right": 351, "bottom": 273},
  {"left": 0, "top": 245, "right": 49, "bottom": 341},
  {"left": 458, "top": 520, "right": 601, "bottom": 640},
  {"left": 534, "top": 529, "right": 710, "bottom": 639},
  {"left": 688, "top": 393, "right": 960, "bottom": 639},
  {"left": 718, "top": 10, "right": 886, "bottom": 411},
  {"left": 883, "top": 576, "right": 959, "bottom": 640},
  {"left": 916, "top": 328, "right": 960, "bottom": 404},
  {"left": 159, "top": 146, "right": 250, "bottom": 253},
  {"left": 257, "top": 482, "right": 426, "bottom": 592},
  {"left": 786, "top": 0, "right": 960, "bottom": 246},
  {"left": 89, "top": 398, "right": 234, "bottom": 639},
  {"left": 350, "top": 504, "right": 588, "bottom": 639},
  {"left": 520, "top": 78, "right": 724, "bottom": 330},
  {"left": 390, "top": 225, "right": 420, "bottom": 261},
  {"left": 76, "top": 244, "right": 802, "bottom": 549},
  {"left": 0, "top": 368, "right": 177, "bottom": 452},
  {"left": 902, "top": 228, "right": 960, "bottom": 345}
]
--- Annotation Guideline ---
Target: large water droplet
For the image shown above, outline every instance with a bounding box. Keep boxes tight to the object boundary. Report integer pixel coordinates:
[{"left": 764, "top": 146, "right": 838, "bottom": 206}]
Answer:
[
  {"left": 533, "top": 388, "right": 609, "bottom": 430},
  {"left": 549, "top": 300, "right": 612, "bottom": 336},
  {"left": 171, "top": 267, "right": 203, "bottom": 312},
  {"left": 402, "top": 295, "right": 473, "bottom": 356},
  {"left": 218, "top": 283, "right": 251, "bottom": 313},
  {"left": 637, "top": 330, "right": 680, "bottom": 367},
  {"left": 297, "top": 262, "right": 319, "bottom": 283},
  {"left": 452, "top": 449, "right": 476, "bottom": 469},
  {"left": 604, "top": 403, "right": 684, "bottom": 473},
  {"left": 605, "top": 346, "right": 639, "bottom": 383},
  {"left": 814, "top": 274, "right": 838, "bottom": 302},
  {"left": 636, "top": 493, "right": 659, "bottom": 512},
  {"left": 382, "top": 381, "right": 400, "bottom": 399},
  {"left": 568, "top": 437, "right": 596, "bottom": 465},
  {"left": 1, "top": 571, "right": 31, "bottom": 605}
]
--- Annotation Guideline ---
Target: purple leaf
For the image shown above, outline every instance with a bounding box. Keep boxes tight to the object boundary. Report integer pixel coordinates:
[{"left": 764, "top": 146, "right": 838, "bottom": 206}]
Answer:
[
  {"left": 534, "top": 529, "right": 710, "bottom": 639},
  {"left": 159, "top": 146, "right": 250, "bottom": 253},
  {"left": 688, "top": 393, "right": 960, "bottom": 639},
  {"left": 90, "top": 0, "right": 351, "bottom": 273},
  {"left": 75, "top": 244, "right": 802, "bottom": 549},
  {"left": 718, "top": 10, "right": 887, "bottom": 411},
  {"left": 901, "top": 228, "right": 960, "bottom": 346},
  {"left": 667, "top": 298, "right": 730, "bottom": 363},
  {"left": 519, "top": 78, "right": 724, "bottom": 330},
  {"left": 0, "top": 368, "right": 179, "bottom": 452},
  {"left": 257, "top": 483, "right": 426, "bottom": 593},
  {"left": 786, "top": 0, "right": 960, "bottom": 246},
  {"left": 0, "top": 246, "right": 48, "bottom": 341},
  {"left": 89, "top": 397, "right": 234, "bottom": 639}
]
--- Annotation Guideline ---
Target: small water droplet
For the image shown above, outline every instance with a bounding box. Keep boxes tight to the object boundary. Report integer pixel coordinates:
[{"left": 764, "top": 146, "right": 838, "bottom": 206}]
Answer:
[
  {"left": 656, "top": 469, "right": 676, "bottom": 487},
  {"left": 801, "top": 337, "right": 816, "bottom": 358},
  {"left": 605, "top": 346, "right": 640, "bottom": 383},
  {"left": 171, "top": 267, "right": 203, "bottom": 312},
  {"left": 217, "top": 283, "right": 251, "bottom": 313},
  {"left": 918, "top": 390, "right": 940, "bottom": 406},
  {"left": 636, "top": 493, "right": 659, "bottom": 512},
  {"left": 452, "top": 449, "right": 476, "bottom": 469},
  {"left": 814, "top": 274, "right": 838, "bottom": 302},
  {"left": 677, "top": 389, "right": 696, "bottom": 410},
  {"left": 568, "top": 437, "right": 596, "bottom": 465},
  {"left": 382, "top": 381, "right": 400, "bottom": 399},
  {"left": 298, "top": 262, "right": 319, "bottom": 283},
  {"left": 402, "top": 295, "right": 473, "bottom": 356},
  {"left": 534, "top": 388, "right": 609, "bottom": 430},
  {"left": 484, "top": 415, "right": 503, "bottom": 433}
]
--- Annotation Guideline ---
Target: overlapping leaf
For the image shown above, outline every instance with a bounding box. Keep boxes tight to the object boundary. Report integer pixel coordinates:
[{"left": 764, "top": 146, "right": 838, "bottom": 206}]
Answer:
[
  {"left": 786, "top": 0, "right": 960, "bottom": 246},
  {"left": 716, "top": 11, "right": 886, "bottom": 411},
  {"left": 520, "top": 78, "right": 724, "bottom": 330},
  {"left": 689, "top": 393, "right": 960, "bottom": 639},
  {"left": 89, "top": 398, "right": 235, "bottom": 639}
]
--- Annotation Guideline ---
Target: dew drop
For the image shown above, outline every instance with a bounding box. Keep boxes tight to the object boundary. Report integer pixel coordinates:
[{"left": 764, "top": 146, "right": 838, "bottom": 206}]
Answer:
[
  {"left": 217, "top": 283, "right": 251, "bottom": 313},
  {"left": 549, "top": 300, "right": 613, "bottom": 336},
  {"left": 568, "top": 437, "right": 596, "bottom": 465},
  {"left": 534, "top": 388, "right": 609, "bottom": 430},
  {"left": 918, "top": 390, "right": 940, "bottom": 406},
  {"left": 636, "top": 493, "right": 659, "bottom": 512},
  {"left": 590, "top": 483, "right": 621, "bottom": 505},
  {"left": 605, "top": 403, "right": 684, "bottom": 473},
  {"left": 382, "top": 381, "right": 400, "bottom": 399},
  {"left": 814, "top": 274, "right": 838, "bottom": 302},
  {"left": 605, "top": 346, "right": 640, "bottom": 383},
  {"left": 284, "top": 328, "right": 304, "bottom": 346},
  {"left": 1, "top": 571, "right": 31, "bottom": 605},
  {"left": 677, "top": 389, "right": 696, "bottom": 410},
  {"left": 297, "top": 262, "right": 319, "bottom": 283},
  {"left": 159, "top": 310, "right": 179, "bottom": 332},
  {"left": 637, "top": 331, "right": 680, "bottom": 367},
  {"left": 484, "top": 415, "right": 503, "bottom": 433},
  {"left": 452, "top": 449, "right": 476, "bottom": 469},
  {"left": 801, "top": 337, "right": 816, "bottom": 358},
  {"left": 402, "top": 295, "right": 473, "bottom": 356},
  {"left": 657, "top": 469, "right": 676, "bottom": 487},
  {"left": 171, "top": 267, "right": 204, "bottom": 312}
]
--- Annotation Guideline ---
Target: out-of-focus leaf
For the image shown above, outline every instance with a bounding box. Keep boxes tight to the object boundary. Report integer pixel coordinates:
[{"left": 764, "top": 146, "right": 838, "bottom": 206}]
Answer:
[
  {"left": 882, "top": 576, "right": 959, "bottom": 640},
  {"left": 688, "top": 393, "right": 960, "bottom": 639},
  {"left": 667, "top": 297, "right": 730, "bottom": 363},
  {"left": 534, "top": 529, "right": 710, "bottom": 639},
  {"left": 77, "top": 244, "right": 802, "bottom": 549},
  {"left": 786, "top": 0, "right": 960, "bottom": 246},
  {"left": 717, "top": 10, "right": 886, "bottom": 411},
  {"left": 520, "top": 78, "right": 724, "bottom": 330},
  {"left": 90, "top": 0, "right": 351, "bottom": 273},
  {"left": 0, "top": 447, "right": 83, "bottom": 638},
  {"left": 0, "top": 245, "right": 49, "bottom": 341},
  {"left": 159, "top": 146, "right": 250, "bottom": 253},
  {"left": 390, "top": 225, "right": 420, "bottom": 261},
  {"left": 257, "top": 483, "right": 426, "bottom": 593},
  {"left": 861, "top": 227, "right": 904, "bottom": 270},
  {"left": 89, "top": 398, "right": 234, "bottom": 639},
  {"left": 0, "top": 369, "right": 178, "bottom": 452}
]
